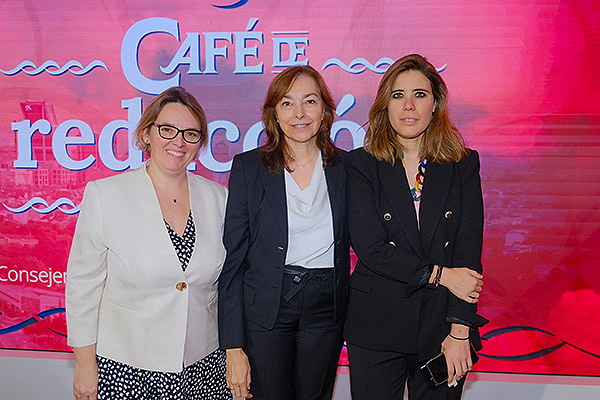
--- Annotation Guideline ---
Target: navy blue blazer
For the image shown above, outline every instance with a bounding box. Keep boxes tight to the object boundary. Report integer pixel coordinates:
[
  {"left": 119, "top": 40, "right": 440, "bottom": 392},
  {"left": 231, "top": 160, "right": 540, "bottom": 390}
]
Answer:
[
  {"left": 218, "top": 148, "right": 350, "bottom": 349},
  {"left": 343, "top": 148, "right": 488, "bottom": 362}
]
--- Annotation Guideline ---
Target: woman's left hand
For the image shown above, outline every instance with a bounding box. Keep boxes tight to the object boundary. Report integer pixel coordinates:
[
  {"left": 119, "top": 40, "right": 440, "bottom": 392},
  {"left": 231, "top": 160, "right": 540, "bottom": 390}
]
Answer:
[
  {"left": 441, "top": 325, "right": 472, "bottom": 386},
  {"left": 439, "top": 267, "right": 483, "bottom": 303}
]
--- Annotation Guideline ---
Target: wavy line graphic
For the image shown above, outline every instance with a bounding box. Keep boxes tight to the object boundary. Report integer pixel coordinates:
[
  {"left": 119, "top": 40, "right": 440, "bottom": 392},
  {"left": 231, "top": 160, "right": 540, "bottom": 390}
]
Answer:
[
  {"left": 479, "top": 325, "right": 600, "bottom": 361},
  {"left": 337, "top": 325, "right": 600, "bottom": 366},
  {"left": 3, "top": 197, "right": 80, "bottom": 215},
  {"left": 0, "top": 60, "right": 109, "bottom": 76},
  {"left": 212, "top": 0, "right": 250, "bottom": 9},
  {"left": 322, "top": 57, "right": 395, "bottom": 74},
  {"left": 322, "top": 58, "right": 448, "bottom": 75},
  {"left": 0, "top": 308, "right": 66, "bottom": 336}
]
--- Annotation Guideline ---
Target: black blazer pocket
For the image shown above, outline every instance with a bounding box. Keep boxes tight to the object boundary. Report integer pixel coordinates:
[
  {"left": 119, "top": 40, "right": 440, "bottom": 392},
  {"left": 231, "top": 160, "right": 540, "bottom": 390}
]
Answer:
[
  {"left": 349, "top": 273, "right": 373, "bottom": 294},
  {"left": 243, "top": 283, "right": 256, "bottom": 306}
]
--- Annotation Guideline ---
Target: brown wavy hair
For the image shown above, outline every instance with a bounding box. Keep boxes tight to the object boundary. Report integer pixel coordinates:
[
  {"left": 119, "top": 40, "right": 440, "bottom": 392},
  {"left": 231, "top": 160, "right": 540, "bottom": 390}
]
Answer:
[
  {"left": 364, "top": 54, "right": 469, "bottom": 164},
  {"left": 134, "top": 86, "right": 208, "bottom": 157},
  {"left": 261, "top": 65, "right": 340, "bottom": 173}
]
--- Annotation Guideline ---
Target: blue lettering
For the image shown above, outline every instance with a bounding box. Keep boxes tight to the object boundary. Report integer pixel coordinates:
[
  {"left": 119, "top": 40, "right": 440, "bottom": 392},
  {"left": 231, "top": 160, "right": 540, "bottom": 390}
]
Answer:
[
  {"left": 161, "top": 33, "right": 202, "bottom": 75},
  {"left": 233, "top": 19, "right": 263, "bottom": 74},
  {"left": 203, "top": 32, "right": 233, "bottom": 74},
  {"left": 272, "top": 37, "right": 309, "bottom": 68},
  {"left": 12, "top": 119, "right": 52, "bottom": 169},
  {"left": 98, "top": 97, "right": 144, "bottom": 171},
  {"left": 121, "top": 17, "right": 181, "bottom": 95},
  {"left": 199, "top": 120, "right": 240, "bottom": 172},
  {"left": 52, "top": 120, "right": 96, "bottom": 171}
]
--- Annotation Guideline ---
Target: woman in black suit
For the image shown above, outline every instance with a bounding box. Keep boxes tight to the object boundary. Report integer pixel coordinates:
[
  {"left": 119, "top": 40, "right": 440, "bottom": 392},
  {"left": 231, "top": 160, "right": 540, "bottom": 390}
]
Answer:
[
  {"left": 218, "top": 65, "right": 349, "bottom": 399},
  {"left": 344, "top": 54, "right": 488, "bottom": 399}
]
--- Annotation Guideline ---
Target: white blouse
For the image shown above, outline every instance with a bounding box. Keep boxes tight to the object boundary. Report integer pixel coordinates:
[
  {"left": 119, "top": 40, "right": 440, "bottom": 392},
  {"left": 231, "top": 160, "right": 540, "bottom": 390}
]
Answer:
[{"left": 284, "top": 152, "right": 335, "bottom": 269}]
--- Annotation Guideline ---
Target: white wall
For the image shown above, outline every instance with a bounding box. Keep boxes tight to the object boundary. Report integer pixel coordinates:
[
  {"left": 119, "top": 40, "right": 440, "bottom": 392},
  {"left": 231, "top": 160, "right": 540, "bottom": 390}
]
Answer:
[{"left": 1, "top": 356, "right": 599, "bottom": 399}]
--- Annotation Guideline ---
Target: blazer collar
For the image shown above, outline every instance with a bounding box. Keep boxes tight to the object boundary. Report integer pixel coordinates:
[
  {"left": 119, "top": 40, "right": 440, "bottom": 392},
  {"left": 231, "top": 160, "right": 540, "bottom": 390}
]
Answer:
[
  {"left": 259, "top": 164, "right": 288, "bottom": 238},
  {"left": 257, "top": 155, "right": 345, "bottom": 241},
  {"left": 419, "top": 160, "right": 453, "bottom": 254},
  {"left": 134, "top": 162, "right": 188, "bottom": 277},
  {"left": 325, "top": 159, "right": 345, "bottom": 236},
  {"left": 378, "top": 160, "right": 424, "bottom": 257}
]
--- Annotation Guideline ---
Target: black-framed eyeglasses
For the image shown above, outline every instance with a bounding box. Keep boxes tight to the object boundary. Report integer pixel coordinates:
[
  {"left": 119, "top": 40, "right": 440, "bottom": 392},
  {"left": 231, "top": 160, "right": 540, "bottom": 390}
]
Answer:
[{"left": 152, "top": 123, "right": 203, "bottom": 144}]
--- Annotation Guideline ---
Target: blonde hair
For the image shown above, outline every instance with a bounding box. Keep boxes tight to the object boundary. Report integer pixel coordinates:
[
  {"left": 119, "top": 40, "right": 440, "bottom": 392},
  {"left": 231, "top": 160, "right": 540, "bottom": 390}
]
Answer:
[
  {"left": 133, "top": 86, "right": 208, "bottom": 157},
  {"left": 365, "top": 54, "right": 469, "bottom": 164}
]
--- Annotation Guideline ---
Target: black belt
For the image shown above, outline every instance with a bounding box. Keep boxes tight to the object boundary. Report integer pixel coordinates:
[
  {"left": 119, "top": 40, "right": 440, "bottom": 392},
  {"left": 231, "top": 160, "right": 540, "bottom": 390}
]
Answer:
[{"left": 282, "top": 265, "right": 333, "bottom": 302}]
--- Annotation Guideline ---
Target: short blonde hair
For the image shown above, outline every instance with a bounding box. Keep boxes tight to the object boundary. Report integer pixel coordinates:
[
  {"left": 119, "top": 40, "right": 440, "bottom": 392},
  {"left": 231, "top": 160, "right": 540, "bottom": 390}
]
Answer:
[{"left": 133, "top": 86, "right": 208, "bottom": 157}]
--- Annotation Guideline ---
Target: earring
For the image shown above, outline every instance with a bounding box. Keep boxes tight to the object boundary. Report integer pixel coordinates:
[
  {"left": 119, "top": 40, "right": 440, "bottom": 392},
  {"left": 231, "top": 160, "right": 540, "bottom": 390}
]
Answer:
[{"left": 275, "top": 114, "right": 279, "bottom": 123}]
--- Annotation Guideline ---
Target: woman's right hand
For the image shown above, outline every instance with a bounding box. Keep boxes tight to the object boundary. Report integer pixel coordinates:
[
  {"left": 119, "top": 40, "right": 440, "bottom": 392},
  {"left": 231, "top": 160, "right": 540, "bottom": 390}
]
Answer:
[
  {"left": 72, "top": 345, "right": 98, "bottom": 400},
  {"left": 226, "top": 348, "right": 253, "bottom": 398},
  {"left": 439, "top": 267, "right": 483, "bottom": 303}
]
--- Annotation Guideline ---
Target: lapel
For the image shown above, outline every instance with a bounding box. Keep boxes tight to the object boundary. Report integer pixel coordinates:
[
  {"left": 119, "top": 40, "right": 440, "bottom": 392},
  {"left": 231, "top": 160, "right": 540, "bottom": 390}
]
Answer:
[
  {"left": 419, "top": 161, "right": 453, "bottom": 255},
  {"left": 378, "top": 160, "right": 424, "bottom": 258},
  {"left": 187, "top": 171, "right": 204, "bottom": 277},
  {"left": 258, "top": 163, "right": 288, "bottom": 239},
  {"left": 133, "top": 163, "right": 185, "bottom": 277},
  {"left": 325, "top": 160, "right": 345, "bottom": 239}
]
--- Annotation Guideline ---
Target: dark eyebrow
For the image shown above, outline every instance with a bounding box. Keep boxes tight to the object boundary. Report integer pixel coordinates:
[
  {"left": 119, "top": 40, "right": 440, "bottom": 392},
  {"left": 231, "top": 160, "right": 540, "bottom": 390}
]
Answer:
[{"left": 391, "top": 88, "right": 431, "bottom": 94}]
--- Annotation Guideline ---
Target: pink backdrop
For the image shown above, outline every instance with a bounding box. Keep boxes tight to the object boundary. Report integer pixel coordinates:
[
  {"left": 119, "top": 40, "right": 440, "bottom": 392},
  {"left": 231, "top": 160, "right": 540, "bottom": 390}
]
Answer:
[{"left": 1, "top": 0, "right": 599, "bottom": 378}]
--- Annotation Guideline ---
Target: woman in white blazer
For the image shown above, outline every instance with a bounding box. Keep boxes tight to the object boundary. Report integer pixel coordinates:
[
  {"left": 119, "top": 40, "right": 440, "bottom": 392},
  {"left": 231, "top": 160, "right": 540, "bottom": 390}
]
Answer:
[{"left": 66, "top": 87, "right": 231, "bottom": 400}]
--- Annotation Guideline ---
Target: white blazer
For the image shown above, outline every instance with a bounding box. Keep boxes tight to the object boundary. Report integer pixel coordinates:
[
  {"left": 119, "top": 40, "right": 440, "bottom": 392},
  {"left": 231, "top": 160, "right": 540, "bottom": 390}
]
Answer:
[{"left": 66, "top": 163, "right": 227, "bottom": 372}]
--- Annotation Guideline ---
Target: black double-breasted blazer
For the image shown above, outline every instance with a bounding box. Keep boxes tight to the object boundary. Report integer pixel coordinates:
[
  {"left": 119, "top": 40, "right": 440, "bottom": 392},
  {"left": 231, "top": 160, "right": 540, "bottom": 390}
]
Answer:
[
  {"left": 343, "top": 147, "right": 488, "bottom": 362},
  {"left": 218, "top": 148, "right": 350, "bottom": 349}
]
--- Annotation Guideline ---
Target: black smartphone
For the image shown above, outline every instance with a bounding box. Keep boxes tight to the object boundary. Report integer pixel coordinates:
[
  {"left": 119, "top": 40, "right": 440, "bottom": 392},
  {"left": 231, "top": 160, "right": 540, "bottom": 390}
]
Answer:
[{"left": 420, "top": 342, "right": 479, "bottom": 390}]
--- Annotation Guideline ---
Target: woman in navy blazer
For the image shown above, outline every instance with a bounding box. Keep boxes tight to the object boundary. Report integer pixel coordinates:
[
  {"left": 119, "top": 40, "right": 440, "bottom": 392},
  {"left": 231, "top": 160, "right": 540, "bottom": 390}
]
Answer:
[
  {"left": 67, "top": 87, "right": 230, "bottom": 400},
  {"left": 218, "top": 66, "right": 350, "bottom": 399},
  {"left": 344, "top": 54, "right": 488, "bottom": 399}
]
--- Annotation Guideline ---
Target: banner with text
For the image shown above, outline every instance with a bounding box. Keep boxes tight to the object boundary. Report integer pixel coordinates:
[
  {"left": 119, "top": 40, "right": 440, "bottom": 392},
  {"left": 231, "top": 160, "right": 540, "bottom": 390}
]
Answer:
[{"left": 1, "top": 0, "right": 599, "bottom": 378}]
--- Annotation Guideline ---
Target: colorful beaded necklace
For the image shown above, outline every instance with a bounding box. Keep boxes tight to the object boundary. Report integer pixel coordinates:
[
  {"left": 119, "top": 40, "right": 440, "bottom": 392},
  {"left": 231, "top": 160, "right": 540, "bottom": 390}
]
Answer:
[{"left": 400, "top": 152, "right": 426, "bottom": 202}]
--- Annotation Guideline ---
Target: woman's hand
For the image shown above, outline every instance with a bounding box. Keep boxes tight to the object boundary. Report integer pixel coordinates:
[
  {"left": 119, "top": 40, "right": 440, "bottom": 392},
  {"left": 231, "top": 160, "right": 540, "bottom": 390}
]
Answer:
[
  {"left": 441, "top": 324, "right": 473, "bottom": 386},
  {"left": 226, "top": 348, "right": 253, "bottom": 398},
  {"left": 72, "top": 345, "right": 98, "bottom": 400},
  {"left": 439, "top": 267, "right": 483, "bottom": 303}
]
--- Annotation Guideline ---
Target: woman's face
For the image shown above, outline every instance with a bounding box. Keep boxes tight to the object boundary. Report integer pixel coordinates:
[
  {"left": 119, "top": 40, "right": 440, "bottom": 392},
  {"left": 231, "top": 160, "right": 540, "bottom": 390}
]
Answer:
[
  {"left": 275, "top": 74, "right": 324, "bottom": 147},
  {"left": 387, "top": 70, "right": 436, "bottom": 145},
  {"left": 143, "top": 102, "right": 202, "bottom": 175}
]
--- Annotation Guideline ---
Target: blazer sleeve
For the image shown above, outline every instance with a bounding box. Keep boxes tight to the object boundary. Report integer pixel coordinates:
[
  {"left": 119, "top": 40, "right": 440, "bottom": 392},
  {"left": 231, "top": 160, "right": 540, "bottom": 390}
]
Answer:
[
  {"left": 346, "top": 153, "right": 433, "bottom": 288},
  {"left": 66, "top": 181, "right": 108, "bottom": 348},
  {"left": 446, "top": 151, "right": 489, "bottom": 327},
  {"left": 218, "top": 154, "right": 251, "bottom": 349}
]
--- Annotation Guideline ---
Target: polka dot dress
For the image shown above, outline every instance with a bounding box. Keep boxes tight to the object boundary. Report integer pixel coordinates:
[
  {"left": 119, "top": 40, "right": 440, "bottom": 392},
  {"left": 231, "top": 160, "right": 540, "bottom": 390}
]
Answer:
[
  {"left": 96, "top": 212, "right": 231, "bottom": 399},
  {"left": 97, "top": 351, "right": 231, "bottom": 400},
  {"left": 164, "top": 211, "right": 196, "bottom": 272}
]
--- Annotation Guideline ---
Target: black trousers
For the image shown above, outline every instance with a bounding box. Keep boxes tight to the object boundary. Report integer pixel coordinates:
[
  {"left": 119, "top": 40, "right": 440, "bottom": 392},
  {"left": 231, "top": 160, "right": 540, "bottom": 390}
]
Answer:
[
  {"left": 347, "top": 343, "right": 466, "bottom": 400},
  {"left": 244, "top": 267, "right": 344, "bottom": 400}
]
